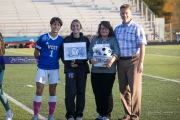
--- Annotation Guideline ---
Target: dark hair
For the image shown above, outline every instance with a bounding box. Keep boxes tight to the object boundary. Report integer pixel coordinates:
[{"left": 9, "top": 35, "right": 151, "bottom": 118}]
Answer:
[
  {"left": 50, "top": 17, "right": 63, "bottom": 26},
  {"left": 97, "top": 21, "right": 114, "bottom": 37},
  {"left": 0, "top": 32, "right": 4, "bottom": 55},
  {"left": 70, "top": 19, "right": 82, "bottom": 29},
  {"left": 120, "top": 4, "right": 132, "bottom": 10},
  {"left": 0, "top": 32, "right": 2, "bottom": 38}
]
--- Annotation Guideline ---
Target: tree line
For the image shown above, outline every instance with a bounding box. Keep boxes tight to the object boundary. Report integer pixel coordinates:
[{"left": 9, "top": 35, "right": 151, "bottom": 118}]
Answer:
[{"left": 144, "top": 0, "right": 180, "bottom": 29}]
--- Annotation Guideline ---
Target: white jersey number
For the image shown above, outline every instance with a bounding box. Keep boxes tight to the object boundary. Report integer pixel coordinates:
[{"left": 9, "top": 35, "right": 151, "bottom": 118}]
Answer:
[{"left": 50, "top": 50, "right": 53, "bottom": 57}]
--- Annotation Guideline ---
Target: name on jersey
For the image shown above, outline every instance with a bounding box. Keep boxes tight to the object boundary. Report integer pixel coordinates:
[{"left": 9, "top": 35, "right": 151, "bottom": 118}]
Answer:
[{"left": 48, "top": 45, "right": 58, "bottom": 50}]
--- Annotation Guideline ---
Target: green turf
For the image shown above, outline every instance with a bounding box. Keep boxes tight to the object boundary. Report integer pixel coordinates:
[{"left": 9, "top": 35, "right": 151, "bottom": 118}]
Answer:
[
  {"left": 0, "top": 100, "right": 33, "bottom": 120},
  {"left": 0, "top": 45, "right": 180, "bottom": 120}
]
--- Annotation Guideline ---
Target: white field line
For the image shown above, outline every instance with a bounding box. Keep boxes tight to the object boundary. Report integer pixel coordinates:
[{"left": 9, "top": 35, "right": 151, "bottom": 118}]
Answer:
[
  {"left": 146, "top": 54, "right": 180, "bottom": 58},
  {"left": 143, "top": 74, "right": 180, "bottom": 83},
  {"left": 5, "top": 93, "right": 47, "bottom": 120},
  {"left": 5, "top": 50, "right": 47, "bottom": 119}
]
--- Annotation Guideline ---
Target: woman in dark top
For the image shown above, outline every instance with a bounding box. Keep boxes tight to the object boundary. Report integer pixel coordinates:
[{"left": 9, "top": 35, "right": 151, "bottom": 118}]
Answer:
[{"left": 61, "top": 19, "right": 90, "bottom": 120}]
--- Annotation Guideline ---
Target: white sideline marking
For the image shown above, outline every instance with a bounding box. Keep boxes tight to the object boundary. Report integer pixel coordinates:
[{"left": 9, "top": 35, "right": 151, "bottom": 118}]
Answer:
[
  {"left": 5, "top": 50, "right": 47, "bottom": 119},
  {"left": 5, "top": 93, "right": 47, "bottom": 120},
  {"left": 146, "top": 54, "right": 180, "bottom": 58},
  {"left": 26, "top": 85, "right": 34, "bottom": 87},
  {"left": 143, "top": 74, "right": 180, "bottom": 83}
]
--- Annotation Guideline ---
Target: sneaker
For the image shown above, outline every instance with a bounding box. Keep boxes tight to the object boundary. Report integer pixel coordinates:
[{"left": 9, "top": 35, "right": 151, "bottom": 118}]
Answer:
[
  {"left": 95, "top": 115, "right": 102, "bottom": 120},
  {"left": 48, "top": 115, "right": 55, "bottom": 120},
  {"left": 76, "top": 117, "right": 82, "bottom": 120},
  {"left": 68, "top": 118, "right": 75, "bottom": 120},
  {"left": 5, "top": 110, "right": 13, "bottom": 120},
  {"left": 102, "top": 116, "right": 109, "bottom": 120},
  {"left": 31, "top": 115, "right": 38, "bottom": 120}
]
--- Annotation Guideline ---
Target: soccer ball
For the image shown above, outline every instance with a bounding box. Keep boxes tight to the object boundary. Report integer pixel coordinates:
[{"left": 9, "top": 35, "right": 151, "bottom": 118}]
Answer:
[{"left": 100, "top": 47, "right": 112, "bottom": 56}]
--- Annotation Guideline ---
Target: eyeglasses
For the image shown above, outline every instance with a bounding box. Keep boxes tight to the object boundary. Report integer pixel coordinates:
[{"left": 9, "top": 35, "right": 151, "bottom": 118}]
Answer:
[{"left": 100, "top": 27, "right": 108, "bottom": 30}]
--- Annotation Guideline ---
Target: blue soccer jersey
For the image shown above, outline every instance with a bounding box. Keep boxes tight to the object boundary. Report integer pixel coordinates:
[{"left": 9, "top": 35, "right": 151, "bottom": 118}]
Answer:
[{"left": 35, "top": 33, "right": 63, "bottom": 70}]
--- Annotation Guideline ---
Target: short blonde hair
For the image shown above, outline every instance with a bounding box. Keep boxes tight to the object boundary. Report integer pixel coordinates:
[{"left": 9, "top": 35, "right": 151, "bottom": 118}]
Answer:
[{"left": 120, "top": 4, "right": 132, "bottom": 10}]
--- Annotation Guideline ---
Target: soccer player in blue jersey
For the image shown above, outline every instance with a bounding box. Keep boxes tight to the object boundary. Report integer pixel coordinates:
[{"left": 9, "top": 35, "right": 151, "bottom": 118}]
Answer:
[{"left": 31, "top": 17, "right": 63, "bottom": 120}]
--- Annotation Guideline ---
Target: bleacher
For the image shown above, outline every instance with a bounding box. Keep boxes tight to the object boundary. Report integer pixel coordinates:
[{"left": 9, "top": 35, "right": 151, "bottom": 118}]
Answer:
[{"left": 0, "top": 0, "right": 154, "bottom": 42}]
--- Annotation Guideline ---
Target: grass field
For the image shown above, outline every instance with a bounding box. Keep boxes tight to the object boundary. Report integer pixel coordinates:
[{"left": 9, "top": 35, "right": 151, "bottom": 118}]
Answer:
[{"left": 0, "top": 45, "right": 180, "bottom": 120}]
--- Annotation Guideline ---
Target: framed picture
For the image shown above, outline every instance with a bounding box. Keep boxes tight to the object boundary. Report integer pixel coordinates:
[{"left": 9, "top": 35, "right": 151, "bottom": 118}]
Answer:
[
  {"left": 93, "top": 56, "right": 112, "bottom": 67},
  {"left": 63, "top": 42, "right": 87, "bottom": 60}
]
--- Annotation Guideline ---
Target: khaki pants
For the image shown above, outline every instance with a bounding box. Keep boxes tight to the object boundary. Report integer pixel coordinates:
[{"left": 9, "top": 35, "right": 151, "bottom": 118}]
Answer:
[{"left": 117, "top": 57, "right": 142, "bottom": 118}]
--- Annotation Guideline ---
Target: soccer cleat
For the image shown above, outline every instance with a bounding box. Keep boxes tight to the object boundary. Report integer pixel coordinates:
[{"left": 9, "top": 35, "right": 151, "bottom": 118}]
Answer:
[
  {"left": 31, "top": 115, "right": 38, "bottom": 120},
  {"left": 4, "top": 110, "right": 13, "bottom": 120},
  {"left": 76, "top": 117, "right": 82, "bottom": 120},
  {"left": 48, "top": 115, "right": 55, "bottom": 120}
]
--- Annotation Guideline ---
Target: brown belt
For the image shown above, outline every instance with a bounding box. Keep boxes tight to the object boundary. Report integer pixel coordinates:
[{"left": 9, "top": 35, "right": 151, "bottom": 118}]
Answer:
[{"left": 120, "top": 54, "right": 139, "bottom": 60}]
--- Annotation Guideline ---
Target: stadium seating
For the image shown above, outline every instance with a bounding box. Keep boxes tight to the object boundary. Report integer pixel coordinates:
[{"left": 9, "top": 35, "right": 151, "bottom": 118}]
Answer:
[{"left": 0, "top": 0, "right": 154, "bottom": 40}]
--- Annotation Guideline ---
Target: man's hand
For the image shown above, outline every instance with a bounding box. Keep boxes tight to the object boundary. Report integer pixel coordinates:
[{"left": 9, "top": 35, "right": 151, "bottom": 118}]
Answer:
[{"left": 137, "top": 62, "right": 143, "bottom": 73}]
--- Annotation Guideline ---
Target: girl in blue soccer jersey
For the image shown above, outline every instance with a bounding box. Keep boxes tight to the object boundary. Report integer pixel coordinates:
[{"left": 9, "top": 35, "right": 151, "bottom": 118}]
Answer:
[
  {"left": 0, "top": 33, "right": 13, "bottom": 120},
  {"left": 31, "top": 17, "right": 63, "bottom": 120},
  {"left": 60, "top": 19, "right": 90, "bottom": 120}
]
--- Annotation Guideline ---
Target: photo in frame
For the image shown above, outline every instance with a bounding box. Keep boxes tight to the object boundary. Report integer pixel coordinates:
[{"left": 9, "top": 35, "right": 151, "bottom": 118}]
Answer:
[{"left": 63, "top": 42, "right": 87, "bottom": 60}]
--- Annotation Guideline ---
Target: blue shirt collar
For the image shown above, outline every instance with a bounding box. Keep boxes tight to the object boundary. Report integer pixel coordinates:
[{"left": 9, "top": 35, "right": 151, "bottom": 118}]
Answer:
[{"left": 122, "top": 19, "right": 133, "bottom": 27}]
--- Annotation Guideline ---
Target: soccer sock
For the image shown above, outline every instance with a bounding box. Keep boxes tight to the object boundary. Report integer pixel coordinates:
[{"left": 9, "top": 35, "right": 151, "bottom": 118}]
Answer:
[
  {"left": 0, "top": 87, "right": 10, "bottom": 111},
  {"left": 33, "top": 95, "right": 42, "bottom": 116},
  {"left": 48, "top": 96, "right": 56, "bottom": 116}
]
